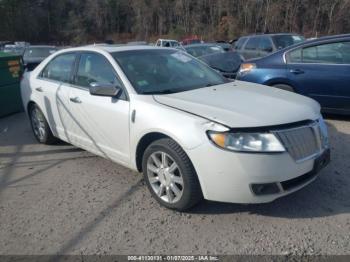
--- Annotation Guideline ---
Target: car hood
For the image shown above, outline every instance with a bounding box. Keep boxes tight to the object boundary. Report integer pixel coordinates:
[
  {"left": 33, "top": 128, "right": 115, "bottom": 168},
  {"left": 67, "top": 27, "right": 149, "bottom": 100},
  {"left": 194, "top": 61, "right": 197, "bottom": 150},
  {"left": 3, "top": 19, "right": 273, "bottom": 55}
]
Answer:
[{"left": 153, "top": 81, "right": 320, "bottom": 128}]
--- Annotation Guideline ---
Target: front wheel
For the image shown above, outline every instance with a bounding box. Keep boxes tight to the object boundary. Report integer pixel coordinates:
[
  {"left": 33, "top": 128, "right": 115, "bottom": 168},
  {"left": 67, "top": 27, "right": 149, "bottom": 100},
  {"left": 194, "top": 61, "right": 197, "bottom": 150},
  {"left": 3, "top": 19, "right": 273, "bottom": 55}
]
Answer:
[
  {"left": 142, "top": 138, "right": 203, "bottom": 211},
  {"left": 29, "top": 104, "right": 58, "bottom": 144}
]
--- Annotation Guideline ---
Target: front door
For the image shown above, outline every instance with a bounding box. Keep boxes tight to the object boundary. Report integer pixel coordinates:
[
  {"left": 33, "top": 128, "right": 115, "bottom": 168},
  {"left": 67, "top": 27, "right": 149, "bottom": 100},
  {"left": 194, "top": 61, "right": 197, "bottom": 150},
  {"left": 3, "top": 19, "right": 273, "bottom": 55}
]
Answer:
[{"left": 67, "top": 52, "right": 131, "bottom": 165}]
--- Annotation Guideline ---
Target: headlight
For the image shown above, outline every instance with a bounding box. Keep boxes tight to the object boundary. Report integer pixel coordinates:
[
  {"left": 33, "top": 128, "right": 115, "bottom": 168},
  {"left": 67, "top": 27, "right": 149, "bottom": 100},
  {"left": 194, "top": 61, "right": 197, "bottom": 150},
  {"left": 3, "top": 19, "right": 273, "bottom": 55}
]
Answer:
[
  {"left": 238, "top": 63, "right": 256, "bottom": 76},
  {"left": 207, "top": 131, "right": 285, "bottom": 152}
]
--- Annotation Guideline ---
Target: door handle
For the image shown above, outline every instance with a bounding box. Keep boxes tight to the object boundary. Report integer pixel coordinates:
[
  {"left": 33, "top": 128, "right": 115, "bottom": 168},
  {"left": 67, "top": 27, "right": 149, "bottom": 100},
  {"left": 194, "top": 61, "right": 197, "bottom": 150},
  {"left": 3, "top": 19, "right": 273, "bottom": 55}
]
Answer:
[
  {"left": 35, "top": 87, "right": 43, "bottom": 92},
  {"left": 290, "top": 69, "right": 304, "bottom": 75},
  {"left": 69, "top": 97, "right": 82, "bottom": 104}
]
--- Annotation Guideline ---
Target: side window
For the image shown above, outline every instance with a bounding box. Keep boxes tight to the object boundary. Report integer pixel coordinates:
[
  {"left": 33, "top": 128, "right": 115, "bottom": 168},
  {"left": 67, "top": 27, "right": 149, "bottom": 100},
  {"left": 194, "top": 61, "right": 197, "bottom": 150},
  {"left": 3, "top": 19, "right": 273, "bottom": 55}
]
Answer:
[
  {"left": 41, "top": 53, "right": 76, "bottom": 82},
  {"left": 245, "top": 37, "right": 260, "bottom": 50},
  {"left": 75, "top": 53, "right": 122, "bottom": 88},
  {"left": 259, "top": 37, "right": 273, "bottom": 52},
  {"left": 302, "top": 41, "right": 350, "bottom": 64},
  {"left": 286, "top": 48, "right": 302, "bottom": 63}
]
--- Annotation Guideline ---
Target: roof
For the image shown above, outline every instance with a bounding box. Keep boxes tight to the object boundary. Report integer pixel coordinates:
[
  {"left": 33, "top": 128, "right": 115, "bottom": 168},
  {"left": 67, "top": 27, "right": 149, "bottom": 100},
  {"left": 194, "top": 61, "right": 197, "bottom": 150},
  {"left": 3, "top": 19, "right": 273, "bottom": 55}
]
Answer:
[
  {"left": 26, "top": 45, "right": 57, "bottom": 49},
  {"left": 279, "top": 33, "right": 350, "bottom": 52},
  {"left": 241, "top": 33, "right": 301, "bottom": 38},
  {"left": 60, "top": 45, "right": 164, "bottom": 54}
]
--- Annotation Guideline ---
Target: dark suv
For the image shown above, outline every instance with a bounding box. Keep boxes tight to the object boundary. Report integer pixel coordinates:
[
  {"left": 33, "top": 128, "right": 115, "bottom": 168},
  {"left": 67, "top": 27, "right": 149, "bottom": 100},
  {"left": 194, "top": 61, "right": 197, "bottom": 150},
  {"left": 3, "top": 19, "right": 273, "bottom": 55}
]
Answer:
[{"left": 234, "top": 33, "right": 305, "bottom": 60}]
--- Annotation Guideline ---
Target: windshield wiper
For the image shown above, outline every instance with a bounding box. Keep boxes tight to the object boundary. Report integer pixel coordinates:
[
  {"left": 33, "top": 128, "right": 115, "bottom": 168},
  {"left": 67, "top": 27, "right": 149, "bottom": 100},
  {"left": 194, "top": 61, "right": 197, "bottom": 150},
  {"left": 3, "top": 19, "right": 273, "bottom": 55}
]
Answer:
[{"left": 142, "top": 89, "right": 186, "bottom": 95}]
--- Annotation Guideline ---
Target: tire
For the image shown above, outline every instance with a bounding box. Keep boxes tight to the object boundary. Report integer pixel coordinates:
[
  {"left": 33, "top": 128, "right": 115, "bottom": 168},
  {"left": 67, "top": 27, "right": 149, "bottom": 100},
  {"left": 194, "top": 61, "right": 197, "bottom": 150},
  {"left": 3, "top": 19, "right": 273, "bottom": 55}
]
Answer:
[
  {"left": 272, "top": 84, "right": 295, "bottom": 92},
  {"left": 29, "top": 104, "right": 58, "bottom": 145},
  {"left": 142, "top": 138, "right": 203, "bottom": 211}
]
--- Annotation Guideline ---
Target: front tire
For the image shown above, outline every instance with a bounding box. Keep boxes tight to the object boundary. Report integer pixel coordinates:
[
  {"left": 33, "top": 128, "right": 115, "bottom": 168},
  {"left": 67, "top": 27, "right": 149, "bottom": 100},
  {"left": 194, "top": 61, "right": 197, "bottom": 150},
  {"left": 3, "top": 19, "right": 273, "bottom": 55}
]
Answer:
[
  {"left": 142, "top": 138, "right": 203, "bottom": 211},
  {"left": 29, "top": 104, "right": 58, "bottom": 145}
]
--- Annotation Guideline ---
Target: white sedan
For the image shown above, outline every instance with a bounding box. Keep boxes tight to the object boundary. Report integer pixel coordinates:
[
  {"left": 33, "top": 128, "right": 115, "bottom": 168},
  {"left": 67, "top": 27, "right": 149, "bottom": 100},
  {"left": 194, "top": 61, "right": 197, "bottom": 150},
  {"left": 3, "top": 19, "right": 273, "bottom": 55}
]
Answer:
[{"left": 21, "top": 45, "right": 330, "bottom": 210}]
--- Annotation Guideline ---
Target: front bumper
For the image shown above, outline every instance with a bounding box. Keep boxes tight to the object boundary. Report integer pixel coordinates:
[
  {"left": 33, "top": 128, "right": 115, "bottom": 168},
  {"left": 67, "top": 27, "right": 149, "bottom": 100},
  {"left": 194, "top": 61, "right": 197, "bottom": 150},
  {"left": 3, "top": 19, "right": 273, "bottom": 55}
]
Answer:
[{"left": 187, "top": 141, "right": 330, "bottom": 204}]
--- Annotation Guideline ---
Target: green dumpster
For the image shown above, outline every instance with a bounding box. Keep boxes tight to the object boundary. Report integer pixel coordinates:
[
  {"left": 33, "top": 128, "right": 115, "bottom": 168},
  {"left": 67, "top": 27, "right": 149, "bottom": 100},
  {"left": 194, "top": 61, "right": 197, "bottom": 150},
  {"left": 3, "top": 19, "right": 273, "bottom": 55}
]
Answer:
[{"left": 0, "top": 51, "right": 23, "bottom": 117}]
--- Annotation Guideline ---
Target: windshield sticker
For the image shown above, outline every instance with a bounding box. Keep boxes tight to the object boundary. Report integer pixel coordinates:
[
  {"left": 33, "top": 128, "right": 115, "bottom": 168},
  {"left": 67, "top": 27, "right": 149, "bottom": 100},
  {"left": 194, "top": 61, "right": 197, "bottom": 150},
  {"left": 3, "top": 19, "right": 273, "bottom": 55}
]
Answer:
[
  {"left": 210, "top": 47, "right": 221, "bottom": 51},
  {"left": 171, "top": 52, "right": 192, "bottom": 63},
  {"left": 292, "top": 36, "right": 302, "bottom": 41},
  {"left": 137, "top": 80, "right": 149, "bottom": 86}
]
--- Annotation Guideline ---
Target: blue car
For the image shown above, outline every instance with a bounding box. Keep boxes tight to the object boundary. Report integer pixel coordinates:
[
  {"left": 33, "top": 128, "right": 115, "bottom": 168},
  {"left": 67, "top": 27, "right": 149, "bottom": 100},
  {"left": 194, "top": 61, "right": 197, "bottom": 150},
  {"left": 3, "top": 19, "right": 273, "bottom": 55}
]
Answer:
[{"left": 237, "top": 34, "right": 350, "bottom": 114}]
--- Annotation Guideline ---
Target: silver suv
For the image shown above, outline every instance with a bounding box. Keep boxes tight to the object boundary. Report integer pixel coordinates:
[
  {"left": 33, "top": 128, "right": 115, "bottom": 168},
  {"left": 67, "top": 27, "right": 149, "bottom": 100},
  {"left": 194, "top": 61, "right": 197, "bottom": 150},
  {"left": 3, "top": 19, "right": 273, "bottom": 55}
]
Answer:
[{"left": 235, "top": 33, "right": 304, "bottom": 60}]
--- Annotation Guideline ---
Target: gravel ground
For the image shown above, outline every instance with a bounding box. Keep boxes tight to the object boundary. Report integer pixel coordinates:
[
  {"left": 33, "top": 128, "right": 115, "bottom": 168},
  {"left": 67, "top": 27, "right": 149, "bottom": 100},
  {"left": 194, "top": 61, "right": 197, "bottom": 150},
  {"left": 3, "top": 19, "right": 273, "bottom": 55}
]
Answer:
[{"left": 0, "top": 113, "right": 349, "bottom": 256}]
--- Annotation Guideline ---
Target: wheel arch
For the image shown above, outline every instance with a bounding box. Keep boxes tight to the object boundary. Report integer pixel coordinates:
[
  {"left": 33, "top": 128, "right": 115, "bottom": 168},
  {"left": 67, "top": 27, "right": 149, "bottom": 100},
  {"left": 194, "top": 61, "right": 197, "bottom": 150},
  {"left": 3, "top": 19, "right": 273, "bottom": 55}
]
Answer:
[
  {"left": 27, "top": 101, "right": 36, "bottom": 115},
  {"left": 135, "top": 132, "right": 171, "bottom": 172}
]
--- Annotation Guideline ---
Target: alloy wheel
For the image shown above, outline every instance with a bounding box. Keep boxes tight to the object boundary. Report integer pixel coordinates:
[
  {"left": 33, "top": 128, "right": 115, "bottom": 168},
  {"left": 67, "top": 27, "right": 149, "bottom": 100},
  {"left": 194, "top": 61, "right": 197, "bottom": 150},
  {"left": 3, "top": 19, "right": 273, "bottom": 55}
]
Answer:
[
  {"left": 31, "top": 107, "right": 46, "bottom": 140},
  {"left": 147, "top": 151, "right": 184, "bottom": 203}
]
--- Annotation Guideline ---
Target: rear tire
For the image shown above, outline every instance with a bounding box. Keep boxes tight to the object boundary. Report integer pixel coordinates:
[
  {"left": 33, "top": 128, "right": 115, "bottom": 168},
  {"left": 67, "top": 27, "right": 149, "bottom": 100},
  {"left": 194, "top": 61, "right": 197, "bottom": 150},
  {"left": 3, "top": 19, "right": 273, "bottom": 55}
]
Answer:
[
  {"left": 272, "top": 84, "right": 295, "bottom": 92},
  {"left": 142, "top": 138, "right": 203, "bottom": 211},
  {"left": 29, "top": 104, "right": 58, "bottom": 145}
]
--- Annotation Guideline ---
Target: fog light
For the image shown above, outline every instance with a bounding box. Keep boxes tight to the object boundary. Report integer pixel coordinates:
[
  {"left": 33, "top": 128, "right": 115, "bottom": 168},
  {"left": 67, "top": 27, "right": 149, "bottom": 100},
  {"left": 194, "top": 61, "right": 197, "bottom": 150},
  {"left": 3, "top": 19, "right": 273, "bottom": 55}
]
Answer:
[{"left": 251, "top": 183, "right": 280, "bottom": 195}]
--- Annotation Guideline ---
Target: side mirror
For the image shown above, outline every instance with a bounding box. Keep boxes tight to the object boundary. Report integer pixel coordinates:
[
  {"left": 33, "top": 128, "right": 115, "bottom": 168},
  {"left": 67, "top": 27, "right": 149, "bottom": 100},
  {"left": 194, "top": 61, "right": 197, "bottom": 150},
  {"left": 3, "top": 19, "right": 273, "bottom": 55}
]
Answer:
[{"left": 89, "top": 82, "right": 121, "bottom": 97}]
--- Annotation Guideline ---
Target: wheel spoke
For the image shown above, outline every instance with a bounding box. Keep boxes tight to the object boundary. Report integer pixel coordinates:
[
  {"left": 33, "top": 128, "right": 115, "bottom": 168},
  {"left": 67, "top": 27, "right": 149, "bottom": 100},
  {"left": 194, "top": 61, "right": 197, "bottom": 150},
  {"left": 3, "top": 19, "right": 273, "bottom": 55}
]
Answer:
[
  {"left": 166, "top": 187, "right": 173, "bottom": 202},
  {"left": 39, "top": 127, "right": 45, "bottom": 138},
  {"left": 148, "top": 176, "right": 159, "bottom": 184},
  {"left": 171, "top": 175, "right": 183, "bottom": 185},
  {"left": 147, "top": 164, "right": 159, "bottom": 174},
  {"left": 151, "top": 154, "right": 162, "bottom": 168},
  {"left": 157, "top": 184, "right": 165, "bottom": 197},
  {"left": 170, "top": 183, "right": 181, "bottom": 197},
  {"left": 161, "top": 152, "right": 168, "bottom": 167},
  {"left": 168, "top": 162, "right": 177, "bottom": 174}
]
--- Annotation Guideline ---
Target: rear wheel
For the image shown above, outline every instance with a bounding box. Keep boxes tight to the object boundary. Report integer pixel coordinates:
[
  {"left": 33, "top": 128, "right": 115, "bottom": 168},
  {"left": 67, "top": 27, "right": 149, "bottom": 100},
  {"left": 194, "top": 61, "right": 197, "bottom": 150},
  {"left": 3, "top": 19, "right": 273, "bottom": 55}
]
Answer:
[
  {"left": 272, "top": 84, "right": 295, "bottom": 92},
  {"left": 142, "top": 138, "right": 203, "bottom": 211},
  {"left": 29, "top": 104, "right": 58, "bottom": 144}
]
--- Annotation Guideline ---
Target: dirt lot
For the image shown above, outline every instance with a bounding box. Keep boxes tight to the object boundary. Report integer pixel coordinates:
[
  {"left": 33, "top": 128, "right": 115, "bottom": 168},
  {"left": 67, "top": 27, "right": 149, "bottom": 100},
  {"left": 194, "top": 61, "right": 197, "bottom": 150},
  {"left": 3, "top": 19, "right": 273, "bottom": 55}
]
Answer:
[{"left": 0, "top": 113, "right": 349, "bottom": 255}]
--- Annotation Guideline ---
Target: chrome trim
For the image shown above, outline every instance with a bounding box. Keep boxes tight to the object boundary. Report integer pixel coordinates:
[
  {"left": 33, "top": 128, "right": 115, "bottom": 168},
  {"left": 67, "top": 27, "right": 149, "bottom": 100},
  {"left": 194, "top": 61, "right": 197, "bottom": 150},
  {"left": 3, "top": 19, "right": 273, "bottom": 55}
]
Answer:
[{"left": 273, "top": 119, "right": 328, "bottom": 163}]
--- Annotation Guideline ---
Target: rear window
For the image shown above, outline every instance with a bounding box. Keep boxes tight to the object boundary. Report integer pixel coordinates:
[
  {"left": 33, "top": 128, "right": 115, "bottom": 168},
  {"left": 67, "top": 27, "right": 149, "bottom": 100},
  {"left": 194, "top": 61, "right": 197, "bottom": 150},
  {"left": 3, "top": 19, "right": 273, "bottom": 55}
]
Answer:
[{"left": 272, "top": 35, "right": 304, "bottom": 50}]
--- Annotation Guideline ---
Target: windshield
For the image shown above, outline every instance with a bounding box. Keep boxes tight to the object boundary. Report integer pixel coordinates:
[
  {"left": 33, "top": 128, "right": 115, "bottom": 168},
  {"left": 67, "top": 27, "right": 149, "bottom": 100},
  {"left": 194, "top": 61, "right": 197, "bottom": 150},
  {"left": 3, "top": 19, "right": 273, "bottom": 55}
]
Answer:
[
  {"left": 272, "top": 35, "right": 305, "bottom": 49},
  {"left": 24, "top": 47, "right": 57, "bottom": 58},
  {"left": 112, "top": 49, "right": 226, "bottom": 94}
]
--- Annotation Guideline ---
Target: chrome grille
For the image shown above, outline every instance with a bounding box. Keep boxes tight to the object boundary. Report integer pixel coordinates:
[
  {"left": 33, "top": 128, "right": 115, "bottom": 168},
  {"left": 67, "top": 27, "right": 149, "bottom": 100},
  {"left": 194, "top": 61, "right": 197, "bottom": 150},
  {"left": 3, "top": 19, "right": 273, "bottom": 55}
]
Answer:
[{"left": 275, "top": 121, "right": 327, "bottom": 162}]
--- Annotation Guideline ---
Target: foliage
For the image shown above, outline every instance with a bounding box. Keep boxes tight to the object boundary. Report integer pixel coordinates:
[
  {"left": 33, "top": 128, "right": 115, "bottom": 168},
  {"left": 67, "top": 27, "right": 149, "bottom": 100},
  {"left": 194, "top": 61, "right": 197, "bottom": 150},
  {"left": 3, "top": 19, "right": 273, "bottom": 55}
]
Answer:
[{"left": 0, "top": 0, "right": 349, "bottom": 44}]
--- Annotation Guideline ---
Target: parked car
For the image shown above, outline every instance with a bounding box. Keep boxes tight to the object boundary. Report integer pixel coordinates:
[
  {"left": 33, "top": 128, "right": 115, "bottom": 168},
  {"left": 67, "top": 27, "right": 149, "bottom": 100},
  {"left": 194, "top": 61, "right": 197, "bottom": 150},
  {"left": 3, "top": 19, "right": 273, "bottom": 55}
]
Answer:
[
  {"left": 3, "top": 45, "right": 25, "bottom": 56},
  {"left": 214, "top": 41, "right": 233, "bottom": 52},
  {"left": 184, "top": 43, "right": 225, "bottom": 57},
  {"left": 156, "top": 39, "right": 180, "bottom": 48},
  {"left": 21, "top": 46, "right": 330, "bottom": 211},
  {"left": 184, "top": 44, "right": 242, "bottom": 79},
  {"left": 234, "top": 33, "right": 305, "bottom": 60},
  {"left": 23, "top": 45, "right": 58, "bottom": 71},
  {"left": 237, "top": 34, "right": 350, "bottom": 114}
]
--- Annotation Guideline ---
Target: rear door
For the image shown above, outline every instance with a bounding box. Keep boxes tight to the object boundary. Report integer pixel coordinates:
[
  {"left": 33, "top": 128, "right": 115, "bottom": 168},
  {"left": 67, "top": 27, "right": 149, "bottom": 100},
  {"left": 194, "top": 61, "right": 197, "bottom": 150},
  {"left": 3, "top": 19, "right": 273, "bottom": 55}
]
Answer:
[
  {"left": 34, "top": 52, "right": 77, "bottom": 137},
  {"left": 67, "top": 52, "right": 131, "bottom": 165},
  {"left": 286, "top": 40, "right": 350, "bottom": 111}
]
